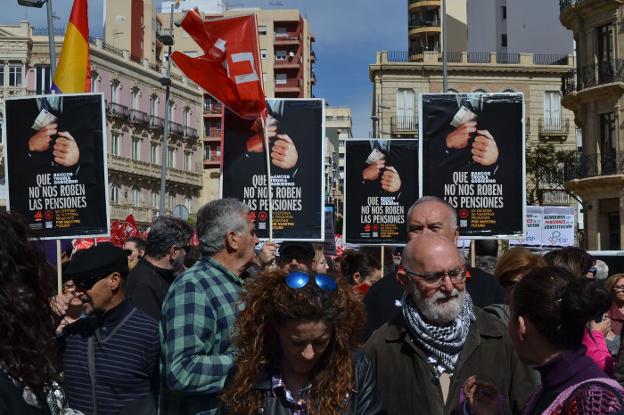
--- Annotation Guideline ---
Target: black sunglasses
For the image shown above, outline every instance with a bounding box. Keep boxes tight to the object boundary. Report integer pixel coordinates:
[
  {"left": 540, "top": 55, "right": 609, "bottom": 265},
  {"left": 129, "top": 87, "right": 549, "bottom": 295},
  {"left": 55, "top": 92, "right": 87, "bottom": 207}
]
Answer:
[
  {"left": 285, "top": 271, "right": 337, "bottom": 292},
  {"left": 75, "top": 274, "right": 108, "bottom": 292}
]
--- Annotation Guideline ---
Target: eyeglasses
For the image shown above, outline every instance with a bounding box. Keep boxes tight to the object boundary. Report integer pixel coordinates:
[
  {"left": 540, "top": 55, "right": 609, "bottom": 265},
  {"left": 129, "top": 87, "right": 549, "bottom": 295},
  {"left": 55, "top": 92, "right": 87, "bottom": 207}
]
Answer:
[
  {"left": 399, "top": 265, "right": 466, "bottom": 287},
  {"left": 614, "top": 285, "right": 624, "bottom": 292},
  {"left": 285, "top": 271, "right": 337, "bottom": 292},
  {"left": 124, "top": 249, "right": 133, "bottom": 256}
]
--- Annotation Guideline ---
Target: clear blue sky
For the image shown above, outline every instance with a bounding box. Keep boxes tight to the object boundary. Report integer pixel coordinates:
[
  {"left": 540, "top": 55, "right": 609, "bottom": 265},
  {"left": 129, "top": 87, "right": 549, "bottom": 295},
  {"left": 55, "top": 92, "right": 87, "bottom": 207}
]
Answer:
[{"left": 4, "top": 0, "right": 408, "bottom": 137}]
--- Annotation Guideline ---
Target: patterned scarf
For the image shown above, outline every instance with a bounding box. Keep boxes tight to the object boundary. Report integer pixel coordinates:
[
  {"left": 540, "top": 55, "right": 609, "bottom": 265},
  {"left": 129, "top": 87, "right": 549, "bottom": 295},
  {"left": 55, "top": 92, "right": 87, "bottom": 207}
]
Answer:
[{"left": 402, "top": 291, "right": 475, "bottom": 375}]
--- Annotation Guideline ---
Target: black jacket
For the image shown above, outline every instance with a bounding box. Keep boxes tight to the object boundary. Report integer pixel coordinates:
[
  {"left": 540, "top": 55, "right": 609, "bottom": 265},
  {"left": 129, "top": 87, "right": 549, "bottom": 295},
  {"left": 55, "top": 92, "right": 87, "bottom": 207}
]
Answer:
[
  {"left": 126, "top": 258, "right": 175, "bottom": 321},
  {"left": 220, "top": 350, "right": 384, "bottom": 415}
]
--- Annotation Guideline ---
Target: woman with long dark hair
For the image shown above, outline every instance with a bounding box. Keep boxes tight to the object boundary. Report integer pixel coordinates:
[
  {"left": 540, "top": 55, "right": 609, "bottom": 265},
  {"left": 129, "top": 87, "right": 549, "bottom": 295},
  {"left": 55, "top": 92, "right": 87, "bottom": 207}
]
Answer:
[
  {"left": 0, "top": 212, "right": 76, "bottom": 414},
  {"left": 220, "top": 269, "right": 383, "bottom": 415}
]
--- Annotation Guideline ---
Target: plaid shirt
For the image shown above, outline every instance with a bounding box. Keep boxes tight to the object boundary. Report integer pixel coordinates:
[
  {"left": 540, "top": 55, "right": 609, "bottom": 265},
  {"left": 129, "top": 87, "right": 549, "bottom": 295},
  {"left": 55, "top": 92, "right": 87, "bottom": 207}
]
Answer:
[
  {"left": 271, "top": 373, "right": 312, "bottom": 415},
  {"left": 158, "top": 256, "right": 243, "bottom": 415}
]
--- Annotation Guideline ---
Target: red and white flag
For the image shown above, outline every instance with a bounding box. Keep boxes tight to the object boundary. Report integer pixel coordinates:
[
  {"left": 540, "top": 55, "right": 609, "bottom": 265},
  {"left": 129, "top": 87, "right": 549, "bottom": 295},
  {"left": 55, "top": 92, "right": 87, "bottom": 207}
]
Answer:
[{"left": 171, "top": 10, "right": 266, "bottom": 119}]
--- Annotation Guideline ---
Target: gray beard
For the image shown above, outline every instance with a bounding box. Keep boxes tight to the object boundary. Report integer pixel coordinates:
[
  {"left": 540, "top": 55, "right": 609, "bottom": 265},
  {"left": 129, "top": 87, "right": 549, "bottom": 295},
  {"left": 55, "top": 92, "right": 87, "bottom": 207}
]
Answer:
[{"left": 409, "top": 280, "right": 465, "bottom": 325}]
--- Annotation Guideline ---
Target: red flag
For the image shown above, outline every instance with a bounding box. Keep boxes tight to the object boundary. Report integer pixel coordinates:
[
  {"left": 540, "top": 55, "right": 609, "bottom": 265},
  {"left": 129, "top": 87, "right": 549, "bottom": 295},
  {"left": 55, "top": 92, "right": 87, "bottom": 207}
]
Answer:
[{"left": 171, "top": 10, "right": 266, "bottom": 119}]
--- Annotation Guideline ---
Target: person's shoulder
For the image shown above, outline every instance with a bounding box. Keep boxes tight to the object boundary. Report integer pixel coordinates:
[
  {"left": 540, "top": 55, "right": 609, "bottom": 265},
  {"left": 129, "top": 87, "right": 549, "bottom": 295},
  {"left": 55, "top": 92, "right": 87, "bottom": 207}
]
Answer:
[
  {"left": 364, "top": 314, "right": 405, "bottom": 349},
  {"left": 131, "top": 307, "right": 160, "bottom": 329},
  {"left": 473, "top": 306, "right": 507, "bottom": 337},
  {"left": 564, "top": 380, "right": 624, "bottom": 414}
]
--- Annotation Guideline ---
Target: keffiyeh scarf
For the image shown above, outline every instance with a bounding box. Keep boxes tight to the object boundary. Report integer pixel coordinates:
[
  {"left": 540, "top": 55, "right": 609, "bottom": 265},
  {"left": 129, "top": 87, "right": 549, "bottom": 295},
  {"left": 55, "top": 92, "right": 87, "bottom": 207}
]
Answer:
[{"left": 402, "top": 292, "right": 476, "bottom": 375}]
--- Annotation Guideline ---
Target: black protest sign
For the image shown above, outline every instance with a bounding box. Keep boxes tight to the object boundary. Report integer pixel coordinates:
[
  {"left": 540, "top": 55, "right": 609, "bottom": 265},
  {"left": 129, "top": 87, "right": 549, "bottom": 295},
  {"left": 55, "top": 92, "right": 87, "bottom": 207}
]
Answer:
[
  {"left": 221, "top": 99, "right": 324, "bottom": 240},
  {"left": 344, "top": 139, "right": 419, "bottom": 245},
  {"left": 420, "top": 93, "right": 525, "bottom": 238},
  {"left": 4, "top": 93, "right": 109, "bottom": 239}
]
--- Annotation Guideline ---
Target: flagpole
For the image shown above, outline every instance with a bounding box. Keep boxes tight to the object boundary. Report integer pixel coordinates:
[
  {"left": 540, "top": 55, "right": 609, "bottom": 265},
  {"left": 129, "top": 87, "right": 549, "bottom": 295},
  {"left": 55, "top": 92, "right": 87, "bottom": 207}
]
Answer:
[
  {"left": 46, "top": 0, "right": 57, "bottom": 78},
  {"left": 262, "top": 116, "right": 274, "bottom": 240}
]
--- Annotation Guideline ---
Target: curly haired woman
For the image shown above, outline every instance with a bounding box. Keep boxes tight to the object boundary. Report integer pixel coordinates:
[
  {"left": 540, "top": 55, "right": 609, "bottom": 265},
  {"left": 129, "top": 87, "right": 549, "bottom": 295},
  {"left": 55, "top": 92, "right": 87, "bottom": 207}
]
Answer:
[
  {"left": 220, "top": 269, "right": 383, "bottom": 415},
  {"left": 0, "top": 212, "right": 77, "bottom": 414}
]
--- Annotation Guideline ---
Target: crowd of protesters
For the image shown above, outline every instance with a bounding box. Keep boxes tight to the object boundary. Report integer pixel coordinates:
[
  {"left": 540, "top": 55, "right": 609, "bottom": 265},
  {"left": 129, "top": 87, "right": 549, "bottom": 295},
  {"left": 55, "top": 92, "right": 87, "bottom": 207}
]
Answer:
[{"left": 3, "top": 196, "right": 624, "bottom": 414}]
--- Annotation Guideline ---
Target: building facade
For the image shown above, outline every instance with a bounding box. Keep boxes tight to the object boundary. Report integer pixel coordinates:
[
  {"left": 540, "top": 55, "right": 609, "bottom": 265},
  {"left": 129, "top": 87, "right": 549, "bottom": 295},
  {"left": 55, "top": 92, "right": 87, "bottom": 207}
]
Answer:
[
  {"left": 325, "top": 106, "right": 352, "bottom": 220},
  {"left": 370, "top": 50, "right": 578, "bottom": 208},
  {"left": 559, "top": 0, "right": 624, "bottom": 250},
  {"left": 408, "top": 0, "right": 467, "bottom": 60},
  {"left": 0, "top": 21, "right": 204, "bottom": 225}
]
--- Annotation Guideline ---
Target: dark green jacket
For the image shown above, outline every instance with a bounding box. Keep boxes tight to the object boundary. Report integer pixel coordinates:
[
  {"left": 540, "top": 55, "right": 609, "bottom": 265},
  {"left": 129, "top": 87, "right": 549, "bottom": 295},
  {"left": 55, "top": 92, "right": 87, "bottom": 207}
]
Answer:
[{"left": 364, "top": 306, "right": 537, "bottom": 415}]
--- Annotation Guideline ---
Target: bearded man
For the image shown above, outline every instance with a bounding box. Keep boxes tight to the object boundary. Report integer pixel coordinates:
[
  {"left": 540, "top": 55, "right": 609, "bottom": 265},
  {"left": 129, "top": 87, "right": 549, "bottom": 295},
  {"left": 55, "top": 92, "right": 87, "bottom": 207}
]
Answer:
[{"left": 364, "top": 236, "right": 536, "bottom": 415}]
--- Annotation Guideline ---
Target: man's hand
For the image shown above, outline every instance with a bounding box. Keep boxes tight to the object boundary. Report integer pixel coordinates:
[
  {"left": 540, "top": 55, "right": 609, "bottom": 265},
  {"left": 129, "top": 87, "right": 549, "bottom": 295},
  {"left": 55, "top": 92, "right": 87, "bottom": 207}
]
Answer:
[
  {"left": 53, "top": 131, "right": 80, "bottom": 167},
  {"left": 362, "top": 160, "right": 385, "bottom": 181},
  {"left": 28, "top": 123, "right": 57, "bottom": 152},
  {"left": 271, "top": 134, "right": 298, "bottom": 169},
  {"left": 257, "top": 241, "right": 277, "bottom": 267},
  {"left": 471, "top": 130, "right": 498, "bottom": 166},
  {"left": 446, "top": 121, "right": 477, "bottom": 149},
  {"left": 381, "top": 166, "right": 401, "bottom": 193},
  {"left": 50, "top": 292, "right": 74, "bottom": 318}
]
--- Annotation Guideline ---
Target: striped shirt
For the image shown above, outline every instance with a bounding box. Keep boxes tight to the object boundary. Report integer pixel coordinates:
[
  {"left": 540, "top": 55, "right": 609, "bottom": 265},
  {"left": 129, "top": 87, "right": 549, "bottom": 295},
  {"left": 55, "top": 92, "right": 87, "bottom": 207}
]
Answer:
[
  {"left": 61, "top": 299, "right": 160, "bottom": 415},
  {"left": 271, "top": 374, "right": 312, "bottom": 415},
  {"left": 159, "top": 256, "right": 243, "bottom": 415}
]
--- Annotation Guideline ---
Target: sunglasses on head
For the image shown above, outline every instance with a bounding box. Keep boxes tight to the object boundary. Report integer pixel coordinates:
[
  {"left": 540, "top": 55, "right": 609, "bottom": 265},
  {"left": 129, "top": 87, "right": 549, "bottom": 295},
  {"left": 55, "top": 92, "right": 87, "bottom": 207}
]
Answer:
[{"left": 285, "top": 271, "right": 337, "bottom": 292}]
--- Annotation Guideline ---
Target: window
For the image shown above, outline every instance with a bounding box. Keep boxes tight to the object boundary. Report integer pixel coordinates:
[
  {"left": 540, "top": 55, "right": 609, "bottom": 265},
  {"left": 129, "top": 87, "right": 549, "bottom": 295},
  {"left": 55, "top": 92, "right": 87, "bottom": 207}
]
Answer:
[
  {"left": 258, "top": 25, "right": 267, "bottom": 35},
  {"left": 0, "top": 66, "right": 4, "bottom": 86},
  {"left": 131, "top": 89, "right": 139, "bottom": 111},
  {"left": 168, "top": 148, "right": 176, "bottom": 168},
  {"left": 260, "top": 49, "right": 268, "bottom": 59},
  {"left": 275, "top": 26, "right": 287, "bottom": 36},
  {"left": 168, "top": 102, "right": 175, "bottom": 123},
  {"left": 184, "top": 152, "right": 192, "bottom": 171},
  {"left": 150, "top": 96, "right": 157, "bottom": 116},
  {"left": 204, "top": 145, "right": 211, "bottom": 161},
  {"left": 185, "top": 197, "right": 192, "bottom": 211},
  {"left": 543, "top": 91, "right": 561, "bottom": 130},
  {"left": 111, "top": 133, "right": 121, "bottom": 156},
  {"left": 276, "top": 50, "right": 287, "bottom": 60},
  {"left": 275, "top": 73, "right": 287, "bottom": 85},
  {"left": 168, "top": 193, "right": 176, "bottom": 210},
  {"left": 216, "top": 145, "right": 222, "bottom": 158},
  {"left": 183, "top": 108, "right": 190, "bottom": 128},
  {"left": 474, "top": 88, "right": 487, "bottom": 93},
  {"left": 9, "top": 65, "right": 22, "bottom": 86},
  {"left": 131, "top": 187, "right": 141, "bottom": 207},
  {"left": 598, "top": 24, "right": 614, "bottom": 65},
  {"left": 132, "top": 137, "right": 141, "bottom": 160},
  {"left": 608, "top": 212, "right": 620, "bottom": 250},
  {"left": 111, "top": 81, "right": 119, "bottom": 103},
  {"left": 35, "top": 66, "right": 51, "bottom": 94},
  {"left": 396, "top": 89, "right": 415, "bottom": 124},
  {"left": 599, "top": 112, "right": 616, "bottom": 157},
  {"left": 151, "top": 190, "right": 159, "bottom": 208},
  {"left": 111, "top": 184, "right": 121, "bottom": 204},
  {"left": 501, "top": 34, "right": 508, "bottom": 48},
  {"left": 501, "top": 6, "right": 507, "bottom": 19},
  {"left": 151, "top": 143, "right": 159, "bottom": 164}
]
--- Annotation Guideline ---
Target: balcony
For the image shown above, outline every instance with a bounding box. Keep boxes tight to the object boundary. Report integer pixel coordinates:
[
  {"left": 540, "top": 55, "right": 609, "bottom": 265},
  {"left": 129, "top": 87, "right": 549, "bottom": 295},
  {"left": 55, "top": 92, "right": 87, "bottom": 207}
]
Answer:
[
  {"left": 496, "top": 53, "right": 520, "bottom": 64},
  {"left": 204, "top": 127, "right": 222, "bottom": 141},
  {"left": 274, "top": 32, "right": 301, "bottom": 44},
  {"left": 409, "top": 0, "right": 440, "bottom": 10},
  {"left": 107, "top": 102, "right": 129, "bottom": 118},
  {"left": 564, "top": 152, "right": 624, "bottom": 181},
  {"left": 561, "top": 60, "right": 624, "bottom": 96},
  {"left": 204, "top": 102, "right": 222, "bottom": 115},
  {"left": 390, "top": 116, "right": 418, "bottom": 134},
  {"left": 538, "top": 118, "right": 571, "bottom": 137},
  {"left": 129, "top": 109, "right": 149, "bottom": 126},
  {"left": 542, "top": 190, "right": 571, "bottom": 206},
  {"left": 275, "top": 78, "right": 302, "bottom": 92},
  {"left": 169, "top": 121, "right": 185, "bottom": 137},
  {"left": 184, "top": 126, "right": 199, "bottom": 140},
  {"left": 275, "top": 56, "right": 302, "bottom": 67},
  {"left": 108, "top": 154, "right": 202, "bottom": 188},
  {"left": 149, "top": 115, "right": 165, "bottom": 129},
  {"left": 110, "top": 203, "right": 156, "bottom": 224}
]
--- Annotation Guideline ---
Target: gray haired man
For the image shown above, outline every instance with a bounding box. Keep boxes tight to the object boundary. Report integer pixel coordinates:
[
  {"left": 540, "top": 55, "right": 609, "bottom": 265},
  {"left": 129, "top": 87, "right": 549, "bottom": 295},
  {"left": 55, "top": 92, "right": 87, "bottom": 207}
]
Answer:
[
  {"left": 159, "top": 198, "right": 258, "bottom": 415},
  {"left": 125, "top": 216, "right": 193, "bottom": 321}
]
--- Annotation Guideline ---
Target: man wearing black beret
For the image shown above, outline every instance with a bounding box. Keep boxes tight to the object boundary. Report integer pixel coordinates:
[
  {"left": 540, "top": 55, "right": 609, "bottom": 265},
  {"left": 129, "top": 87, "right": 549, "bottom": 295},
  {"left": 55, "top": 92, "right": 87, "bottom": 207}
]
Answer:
[{"left": 57, "top": 243, "right": 160, "bottom": 415}]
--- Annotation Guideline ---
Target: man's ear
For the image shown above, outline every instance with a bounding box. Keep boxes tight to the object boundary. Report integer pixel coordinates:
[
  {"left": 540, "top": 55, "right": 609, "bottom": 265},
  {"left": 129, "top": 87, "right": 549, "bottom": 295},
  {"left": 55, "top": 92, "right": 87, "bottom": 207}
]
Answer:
[
  {"left": 516, "top": 315, "right": 527, "bottom": 341},
  {"left": 109, "top": 272, "right": 122, "bottom": 291},
  {"left": 395, "top": 267, "right": 410, "bottom": 291},
  {"left": 225, "top": 230, "right": 238, "bottom": 251},
  {"left": 453, "top": 227, "right": 459, "bottom": 244}
]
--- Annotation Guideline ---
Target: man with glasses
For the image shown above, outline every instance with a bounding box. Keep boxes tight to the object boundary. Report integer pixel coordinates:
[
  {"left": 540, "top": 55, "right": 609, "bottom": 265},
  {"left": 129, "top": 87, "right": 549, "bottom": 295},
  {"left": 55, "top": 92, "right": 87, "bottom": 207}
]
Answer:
[
  {"left": 276, "top": 241, "right": 316, "bottom": 272},
  {"left": 59, "top": 244, "right": 160, "bottom": 414},
  {"left": 126, "top": 216, "right": 193, "bottom": 321},
  {"left": 364, "top": 236, "right": 535, "bottom": 415},
  {"left": 159, "top": 198, "right": 259, "bottom": 415}
]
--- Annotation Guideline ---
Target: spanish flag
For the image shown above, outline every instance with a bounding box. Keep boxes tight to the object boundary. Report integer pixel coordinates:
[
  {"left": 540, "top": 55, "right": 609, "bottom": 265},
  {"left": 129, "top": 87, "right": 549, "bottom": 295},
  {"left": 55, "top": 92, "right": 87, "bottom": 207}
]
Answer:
[{"left": 52, "top": 0, "right": 90, "bottom": 93}]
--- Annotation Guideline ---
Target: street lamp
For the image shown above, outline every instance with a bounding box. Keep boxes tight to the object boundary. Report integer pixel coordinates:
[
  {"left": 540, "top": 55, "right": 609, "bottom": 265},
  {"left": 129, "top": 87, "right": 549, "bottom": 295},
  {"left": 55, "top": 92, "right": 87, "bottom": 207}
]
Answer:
[{"left": 17, "top": 0, "right": 57, "bottom": 78}]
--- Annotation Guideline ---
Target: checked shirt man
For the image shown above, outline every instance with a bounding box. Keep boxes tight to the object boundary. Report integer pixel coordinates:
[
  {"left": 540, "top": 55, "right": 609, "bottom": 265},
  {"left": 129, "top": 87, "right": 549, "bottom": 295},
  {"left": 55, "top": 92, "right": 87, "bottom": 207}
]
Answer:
[{"left": 159, "top": 199, "right": 258, "bottom": 414}]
